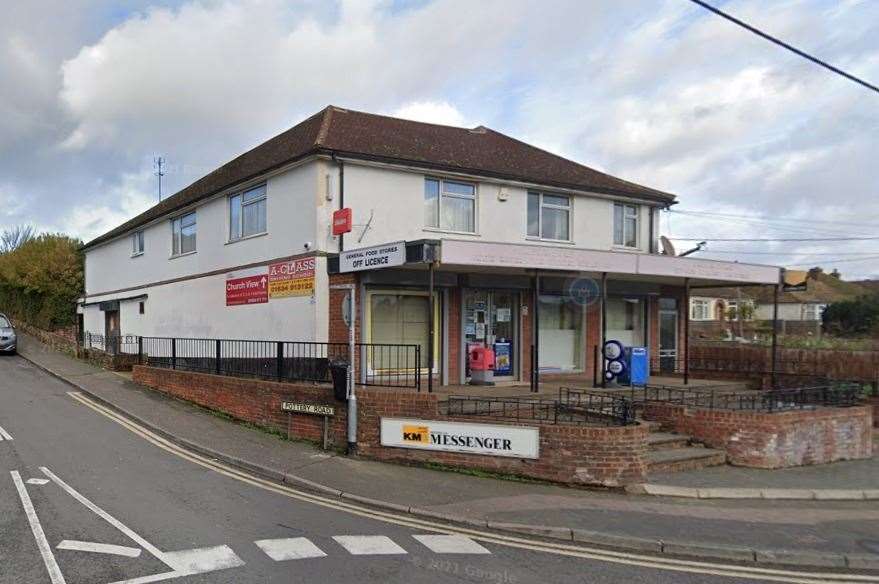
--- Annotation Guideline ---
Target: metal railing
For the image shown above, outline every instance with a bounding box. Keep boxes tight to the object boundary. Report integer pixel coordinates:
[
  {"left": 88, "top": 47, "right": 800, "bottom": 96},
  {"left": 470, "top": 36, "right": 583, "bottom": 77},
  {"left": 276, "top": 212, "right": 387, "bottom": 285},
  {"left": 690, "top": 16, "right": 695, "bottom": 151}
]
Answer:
[
  {"left": 83, "top": 332, "right": 422, "bottom": 389},
  {"left": 637, "top": 381, "right": 864, "bottom": 413},
  {"left": 83, "top": 333, "right": 139, "bottom": 356},
  {"left": 442, "top": 389, "right": 637, "bottom": 427},
  {"left": 650, "top": 355, "right": 879, "bottom": 384}
]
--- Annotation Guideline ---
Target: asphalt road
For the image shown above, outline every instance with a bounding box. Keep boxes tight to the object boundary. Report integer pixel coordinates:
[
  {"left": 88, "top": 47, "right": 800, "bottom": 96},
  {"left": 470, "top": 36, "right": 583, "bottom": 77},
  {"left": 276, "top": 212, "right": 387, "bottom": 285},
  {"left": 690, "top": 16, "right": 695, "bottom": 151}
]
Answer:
[{"left": 0, "top": 354, "right": 861, "bottom": 584}]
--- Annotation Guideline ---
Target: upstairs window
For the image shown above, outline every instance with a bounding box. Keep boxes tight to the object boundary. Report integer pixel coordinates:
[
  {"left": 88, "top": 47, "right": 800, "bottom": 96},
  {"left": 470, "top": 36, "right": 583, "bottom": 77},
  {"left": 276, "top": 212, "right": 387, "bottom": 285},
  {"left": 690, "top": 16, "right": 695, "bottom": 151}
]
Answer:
[
  {"left": 424, "top": 178, "right": 476, "bottom": 233},
  {"left": 613, "top": 203, "right": 638, "bottom": 248},
  {"left": 528, "top": 192, "right": 571, "bottom": 241},
  {"left": 171, "top": 212, "right": 197, "bottom": 256},
  {"left": 132, "top": 231, "right": 144, "bottom": 256},
  {"left": 229, "top": 184, "right": 267, "bottom": 241}
]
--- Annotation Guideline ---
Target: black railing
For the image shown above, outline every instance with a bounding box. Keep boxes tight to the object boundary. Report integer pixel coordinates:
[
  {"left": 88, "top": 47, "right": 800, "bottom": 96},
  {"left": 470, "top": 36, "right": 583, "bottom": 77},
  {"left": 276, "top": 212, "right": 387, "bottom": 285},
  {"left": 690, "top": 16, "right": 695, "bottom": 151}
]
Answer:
[
  {"left": 136, "top": 335, "right": 422, "bottom": 389},
  {"left": 649, "top": 355, "right": 879, "bottom": 384},
  {"left": 442, "top": 390, "right": 636, "bottom": 427},
  {"left": 637, "top": 382, "right": 864, "bottom": 413}
]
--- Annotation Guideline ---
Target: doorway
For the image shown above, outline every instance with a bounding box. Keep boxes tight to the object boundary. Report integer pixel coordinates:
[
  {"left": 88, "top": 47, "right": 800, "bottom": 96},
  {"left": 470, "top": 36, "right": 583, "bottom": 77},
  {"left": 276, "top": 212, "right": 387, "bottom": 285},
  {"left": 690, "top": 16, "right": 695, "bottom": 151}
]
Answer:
[
  {"left": 658, "top": 301, "right": 678, "bottom": 373},
  {"left": 104, "top": 310, "right": 120, "bottom": 355},
  {"left": 463, "top": 289, "right": 518, "bottom": 380}
]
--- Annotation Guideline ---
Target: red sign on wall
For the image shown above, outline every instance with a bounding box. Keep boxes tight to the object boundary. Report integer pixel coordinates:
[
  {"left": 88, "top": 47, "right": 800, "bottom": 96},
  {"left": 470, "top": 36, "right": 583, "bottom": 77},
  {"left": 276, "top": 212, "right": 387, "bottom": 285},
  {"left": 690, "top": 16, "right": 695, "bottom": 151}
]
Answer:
[
  {"left": 226, "top": 272, "right": 269, "bottom": 306},
  {"left": 332, "top": 208, "right": 353, "bottom": 236}
]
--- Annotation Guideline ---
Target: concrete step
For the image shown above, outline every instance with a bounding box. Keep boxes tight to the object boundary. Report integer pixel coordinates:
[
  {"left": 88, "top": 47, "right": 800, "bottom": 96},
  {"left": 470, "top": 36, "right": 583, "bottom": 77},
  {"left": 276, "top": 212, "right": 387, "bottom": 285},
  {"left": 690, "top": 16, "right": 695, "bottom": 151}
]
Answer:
[
  {"left": 646, "top": 447, "right": 727, "bottom": 475},
  {"left": 646, "top": 432, "right": 691, "bottom": 451}
]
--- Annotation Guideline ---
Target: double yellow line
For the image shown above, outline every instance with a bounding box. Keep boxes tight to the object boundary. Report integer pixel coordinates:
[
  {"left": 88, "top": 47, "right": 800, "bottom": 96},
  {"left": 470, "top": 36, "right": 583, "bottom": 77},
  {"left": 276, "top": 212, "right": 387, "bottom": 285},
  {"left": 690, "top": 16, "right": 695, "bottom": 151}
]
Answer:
[{"left": 68, "top": 390, "right": 877, "bottom": 584}]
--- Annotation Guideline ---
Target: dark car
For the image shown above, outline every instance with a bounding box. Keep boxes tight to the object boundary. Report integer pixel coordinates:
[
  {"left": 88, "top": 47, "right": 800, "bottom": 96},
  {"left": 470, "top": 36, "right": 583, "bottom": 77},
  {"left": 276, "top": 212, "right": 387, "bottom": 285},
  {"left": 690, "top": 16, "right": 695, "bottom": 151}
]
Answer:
[{"left": 0, "top": 313, "right": 17, "bottom": 355}]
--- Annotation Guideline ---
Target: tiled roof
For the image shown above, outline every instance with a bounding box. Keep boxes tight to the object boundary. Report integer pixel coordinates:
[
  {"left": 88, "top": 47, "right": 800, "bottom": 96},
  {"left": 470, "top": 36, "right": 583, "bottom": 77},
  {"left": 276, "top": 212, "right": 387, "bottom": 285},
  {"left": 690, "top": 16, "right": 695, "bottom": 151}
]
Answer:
[{"left": 83, "top": 106, "right": 675, "bottom": 249}]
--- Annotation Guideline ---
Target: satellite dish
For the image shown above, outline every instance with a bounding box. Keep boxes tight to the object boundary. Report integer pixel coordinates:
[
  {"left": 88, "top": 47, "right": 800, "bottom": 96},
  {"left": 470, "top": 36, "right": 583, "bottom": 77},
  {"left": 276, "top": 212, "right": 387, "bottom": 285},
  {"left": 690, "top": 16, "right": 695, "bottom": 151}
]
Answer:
[{"left": 660, "top": 236, "right": 676, "bottom": 256}]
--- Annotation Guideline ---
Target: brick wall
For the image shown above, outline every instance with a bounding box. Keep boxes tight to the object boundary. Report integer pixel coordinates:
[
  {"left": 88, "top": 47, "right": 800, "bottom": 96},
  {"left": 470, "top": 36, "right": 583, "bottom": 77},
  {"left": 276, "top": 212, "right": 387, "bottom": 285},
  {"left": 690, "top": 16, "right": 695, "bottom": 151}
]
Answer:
[
  {"left": 132, "top": 365, "right": 648, "bottom": 487},
  {"left": 643, "top": 402, "right": 873, "bottom": 468},
  {"left": 866, "top": 397, "right": 879, "bottom": 428}
]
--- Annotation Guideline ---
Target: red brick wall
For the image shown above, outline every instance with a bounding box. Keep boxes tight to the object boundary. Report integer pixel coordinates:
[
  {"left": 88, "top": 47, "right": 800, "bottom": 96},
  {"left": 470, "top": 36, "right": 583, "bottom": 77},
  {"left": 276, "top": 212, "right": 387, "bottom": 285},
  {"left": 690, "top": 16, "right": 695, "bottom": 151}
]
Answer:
[
  {"left": 132, "top": 365, "right": 648, "bottom": 487},
  {"left": 448, "top": 288, "right": 461, "bottom": 384},
  {"left": 643, "top": 402, "right": 873, "bottom": 468}
]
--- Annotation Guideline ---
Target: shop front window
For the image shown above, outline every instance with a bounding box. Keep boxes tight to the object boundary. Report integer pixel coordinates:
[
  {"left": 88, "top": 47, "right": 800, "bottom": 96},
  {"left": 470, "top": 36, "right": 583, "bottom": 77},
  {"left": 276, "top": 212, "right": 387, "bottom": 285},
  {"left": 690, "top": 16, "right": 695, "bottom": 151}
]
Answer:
[
  {"left": 606, "top": 297, "right": 645, "bottom": 347},
  {"left": 538, "top": 295, "right": 583, "bottom": 371},
  {"left": 367, "top": 291, "right": 439, "bottom": 371}
]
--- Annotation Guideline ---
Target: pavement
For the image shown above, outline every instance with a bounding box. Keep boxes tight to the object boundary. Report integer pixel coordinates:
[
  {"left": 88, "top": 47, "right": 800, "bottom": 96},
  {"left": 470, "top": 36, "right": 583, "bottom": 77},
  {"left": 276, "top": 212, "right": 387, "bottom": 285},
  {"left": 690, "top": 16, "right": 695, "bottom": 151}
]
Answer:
[{"left": 10, "top": 332, "right": 879, "bottom": 577}]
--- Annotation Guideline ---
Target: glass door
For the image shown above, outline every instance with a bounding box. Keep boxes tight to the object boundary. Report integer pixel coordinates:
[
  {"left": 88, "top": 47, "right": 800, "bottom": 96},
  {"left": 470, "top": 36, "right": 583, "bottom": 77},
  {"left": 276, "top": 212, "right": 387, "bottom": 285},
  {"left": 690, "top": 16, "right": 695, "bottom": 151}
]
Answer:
[
  {"left": 463, "top": 290, "right": 518, "bottom": 380},
  {"left": 659, "top": 309, "right": 678, "bottom": 373}
]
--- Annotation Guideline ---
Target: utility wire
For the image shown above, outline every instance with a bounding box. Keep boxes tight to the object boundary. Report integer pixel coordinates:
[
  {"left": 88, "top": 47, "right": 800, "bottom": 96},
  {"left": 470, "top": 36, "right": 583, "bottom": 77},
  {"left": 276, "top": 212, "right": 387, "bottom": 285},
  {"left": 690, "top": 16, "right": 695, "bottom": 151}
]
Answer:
[
  {"left": 670, "top": 236, "right": 879, "bottom": 242},
  {"left": 671, "top": 209, "right": 879, "bottom": 229},
  {"left": 705, "top": 250, "right": 879, "bottom": 256},
  {"left": 788, "top": 255, "right": 879, "bottom": 266},
  {"left": 688, "top": 0, "right": 879, "bottom": 94}
]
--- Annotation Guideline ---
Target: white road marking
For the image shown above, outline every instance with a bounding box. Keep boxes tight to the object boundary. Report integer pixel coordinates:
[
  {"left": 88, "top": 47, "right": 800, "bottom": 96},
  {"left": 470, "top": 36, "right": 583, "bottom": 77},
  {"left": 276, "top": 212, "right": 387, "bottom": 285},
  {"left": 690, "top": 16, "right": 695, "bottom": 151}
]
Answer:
[
  {"left": 333, "top": 535, "right": 407, "bottom": 556},
  {"left": 39, "top": 466, "right": 178, "bottom": 570},
  {"left": 70, "top": 390, "right": 879, "bottom": 584},
  {"left": 413, "top": 534, "right": 492, "bottom": 555},
  {"left": 255, "top": 538, "right": 327, "bottom": 561},
  {"left": 10, "top": 471, "right": 67, "bottom": 584},
  {"left": 57, "top": 540, "right": 142, "bottom": 558},
  {"left": 27, "top": 478, "right": 49, "bottom": 485},
  {"left": 0, "top": 424, "right": 13, "bottom": 441},
  {"left": 163, "top": 545, "right": 244, "bottom": 573}
]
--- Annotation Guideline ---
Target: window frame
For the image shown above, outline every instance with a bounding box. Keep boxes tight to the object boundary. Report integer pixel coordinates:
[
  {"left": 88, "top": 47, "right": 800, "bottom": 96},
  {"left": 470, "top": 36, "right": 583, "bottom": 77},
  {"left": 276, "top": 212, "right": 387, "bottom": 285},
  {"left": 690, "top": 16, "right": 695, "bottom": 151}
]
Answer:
[
  {"left": 131, "top": 230, "right": 145, "bottom": 257},
  {"left": 690, "top": 299, "right": 710, "bottom": 321},
  {"left": 613, "top": 203, "right": 639, "bottom": 248},
  {"left": 228, "top": 183, "right": 268, "bottom": 242},
  {"left": 424, "top": 177, "right": 478, "bottom": 234},
  {"left": 527, "top": 191, "right": 572, "bottom": 242},
  {"left": 170, "top": 211, "right": 197, "bottom": 257}
]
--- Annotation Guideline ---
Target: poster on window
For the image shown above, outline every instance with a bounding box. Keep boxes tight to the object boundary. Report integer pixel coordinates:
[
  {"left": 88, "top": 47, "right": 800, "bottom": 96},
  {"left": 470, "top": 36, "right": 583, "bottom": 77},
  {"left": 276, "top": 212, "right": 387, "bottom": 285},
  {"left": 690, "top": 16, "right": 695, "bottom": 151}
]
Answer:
[
  {"left": 268, "top": 257, "right": 315, "bottom": 298},
  {"left": 494, "top": 342, "right": 512, "bottom": 375}
]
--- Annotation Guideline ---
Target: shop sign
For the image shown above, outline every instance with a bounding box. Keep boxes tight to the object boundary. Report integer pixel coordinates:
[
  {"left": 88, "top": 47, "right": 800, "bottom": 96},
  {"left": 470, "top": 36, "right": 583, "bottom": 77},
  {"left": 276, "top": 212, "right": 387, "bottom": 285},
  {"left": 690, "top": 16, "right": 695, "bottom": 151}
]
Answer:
[
  {"left": 332, "top": 208, "right": 353, "bottom": 235},
  {"left": 226, "top": 268, "right": 269, "bottom": 306},
  {"left": 282, "top": 402, "right": 335, "bottom": 416},
  {"left": 339, "top": 241, "right": 406, "bottom": 273},
  {"left": 380, "top": 418, "right": 539, "bottom": 459},
  {"left": 269, "top": 257, "right": 315, "bottom": 298}
]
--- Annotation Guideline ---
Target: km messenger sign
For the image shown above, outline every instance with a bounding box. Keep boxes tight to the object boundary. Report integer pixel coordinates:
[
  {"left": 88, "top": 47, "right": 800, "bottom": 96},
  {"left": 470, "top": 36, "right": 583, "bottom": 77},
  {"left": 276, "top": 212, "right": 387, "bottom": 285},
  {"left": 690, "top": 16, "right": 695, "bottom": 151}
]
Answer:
[{"left": 380, "top": 418, "right": 539, "bottom": 459}]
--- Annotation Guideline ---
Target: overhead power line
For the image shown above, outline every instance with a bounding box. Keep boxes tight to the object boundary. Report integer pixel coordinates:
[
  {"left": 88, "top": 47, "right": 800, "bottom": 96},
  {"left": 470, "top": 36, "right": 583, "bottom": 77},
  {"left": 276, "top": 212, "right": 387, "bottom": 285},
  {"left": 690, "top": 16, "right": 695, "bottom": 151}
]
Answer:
[
  {"left": 705, "top": 250, "right": 879, "bottom": 256},
  {"left": 670, "top": 236, "right": 879, "bottom": 242},
  {"left": 688, "top": 0, "right": 879, "bottom": 95},
  {"left": 788, "top": 255, "right": 879, "bottom": 266},
  {"left": 671, "top": 209, "right": 879, "bottom": 229}
]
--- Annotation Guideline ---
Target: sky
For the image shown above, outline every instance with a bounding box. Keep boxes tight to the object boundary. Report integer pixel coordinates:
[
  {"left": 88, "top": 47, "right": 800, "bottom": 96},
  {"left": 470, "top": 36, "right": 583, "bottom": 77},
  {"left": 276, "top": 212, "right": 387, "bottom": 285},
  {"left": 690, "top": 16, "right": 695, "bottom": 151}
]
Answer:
[{"left": 1, "top": 0, "right": 877, "bottom": 278}]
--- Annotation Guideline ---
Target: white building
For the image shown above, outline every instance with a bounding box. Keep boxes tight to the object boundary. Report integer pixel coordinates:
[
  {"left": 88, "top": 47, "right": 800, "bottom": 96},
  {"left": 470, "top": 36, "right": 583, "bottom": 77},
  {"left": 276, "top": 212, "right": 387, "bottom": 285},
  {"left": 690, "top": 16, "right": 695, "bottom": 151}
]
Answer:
[{"left": 79, "top": 106, "right": 780, "bottom": 386}]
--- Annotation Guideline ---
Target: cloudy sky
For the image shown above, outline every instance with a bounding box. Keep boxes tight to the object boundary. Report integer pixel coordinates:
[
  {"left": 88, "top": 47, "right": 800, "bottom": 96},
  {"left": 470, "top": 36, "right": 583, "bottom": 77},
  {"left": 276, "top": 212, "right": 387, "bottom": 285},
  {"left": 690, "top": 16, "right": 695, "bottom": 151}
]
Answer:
[{"left": 1, "top": 0, "right": 877, "bottom": 277}]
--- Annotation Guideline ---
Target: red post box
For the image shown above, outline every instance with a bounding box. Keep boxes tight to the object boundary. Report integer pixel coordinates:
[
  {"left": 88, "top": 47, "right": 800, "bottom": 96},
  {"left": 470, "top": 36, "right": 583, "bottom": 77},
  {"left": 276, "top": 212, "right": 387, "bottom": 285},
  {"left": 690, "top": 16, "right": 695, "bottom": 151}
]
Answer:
[{"left": 468, "top": 346, "right": 495, "bottom": 385}]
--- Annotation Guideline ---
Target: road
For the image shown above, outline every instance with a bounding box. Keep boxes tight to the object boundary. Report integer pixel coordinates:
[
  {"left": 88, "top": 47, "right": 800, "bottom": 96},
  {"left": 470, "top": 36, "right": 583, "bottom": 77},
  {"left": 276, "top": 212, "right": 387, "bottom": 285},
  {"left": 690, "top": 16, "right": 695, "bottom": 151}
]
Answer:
[{"left": 0, "top": 353, "right": 867, "bottom": 584}]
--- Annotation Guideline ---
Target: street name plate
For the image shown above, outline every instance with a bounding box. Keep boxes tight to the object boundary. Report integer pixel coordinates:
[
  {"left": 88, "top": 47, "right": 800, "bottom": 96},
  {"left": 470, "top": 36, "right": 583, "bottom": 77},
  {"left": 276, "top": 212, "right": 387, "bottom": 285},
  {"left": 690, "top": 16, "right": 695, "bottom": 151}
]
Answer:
[{"left": 281, "top": 403, "right": 335, "bottom": 416}]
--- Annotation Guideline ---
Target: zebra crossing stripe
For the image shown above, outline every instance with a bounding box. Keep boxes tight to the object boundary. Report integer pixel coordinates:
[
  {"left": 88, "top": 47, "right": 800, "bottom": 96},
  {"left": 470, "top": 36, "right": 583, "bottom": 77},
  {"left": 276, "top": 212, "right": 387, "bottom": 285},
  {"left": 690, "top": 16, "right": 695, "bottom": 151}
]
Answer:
[
  {"left": 412, "top": 535, "right": 492, "bottom": 555},
  {"left": 0, "top": 425, "right": 13, "bottom": 441},
  {"left": 255, "top": 538, "right": 326, "bottom": 561},
  {"left": 332, "top": 536, "right": 407, "bottom": 556}
]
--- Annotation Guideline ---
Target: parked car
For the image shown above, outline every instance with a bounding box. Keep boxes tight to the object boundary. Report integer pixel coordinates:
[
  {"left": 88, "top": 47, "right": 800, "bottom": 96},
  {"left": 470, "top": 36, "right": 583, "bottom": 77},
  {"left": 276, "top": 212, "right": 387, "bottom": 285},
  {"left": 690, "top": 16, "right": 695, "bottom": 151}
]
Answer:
[{"left": 0, "top": 314, "right": 17, "bottom": 355}]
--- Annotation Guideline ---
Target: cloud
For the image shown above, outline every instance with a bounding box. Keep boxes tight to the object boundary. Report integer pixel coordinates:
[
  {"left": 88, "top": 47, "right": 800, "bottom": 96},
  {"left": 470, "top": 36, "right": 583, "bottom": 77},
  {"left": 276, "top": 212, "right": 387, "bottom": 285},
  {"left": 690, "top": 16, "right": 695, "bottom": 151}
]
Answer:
[
  {"left": 391, "top": 101, "right": 468, "bottom": 127},
  {"left": 0, "top": 0, "right": 877, "bottom": 278}
]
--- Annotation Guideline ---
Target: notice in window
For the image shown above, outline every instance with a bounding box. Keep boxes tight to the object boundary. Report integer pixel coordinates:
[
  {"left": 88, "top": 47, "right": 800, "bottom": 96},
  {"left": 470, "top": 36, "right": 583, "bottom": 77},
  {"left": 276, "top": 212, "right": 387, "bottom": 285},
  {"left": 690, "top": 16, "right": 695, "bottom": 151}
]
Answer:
[{"left": 268, "top": 257, "right": 315, "bottom": 298}]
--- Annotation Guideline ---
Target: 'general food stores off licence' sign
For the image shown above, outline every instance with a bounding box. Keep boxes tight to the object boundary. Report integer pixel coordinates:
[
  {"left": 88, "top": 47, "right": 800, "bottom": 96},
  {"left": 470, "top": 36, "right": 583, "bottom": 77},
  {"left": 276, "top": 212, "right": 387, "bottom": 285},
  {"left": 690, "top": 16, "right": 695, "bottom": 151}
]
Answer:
[{"left": 339, "top": 241, "right": 406, "bottom": 273}]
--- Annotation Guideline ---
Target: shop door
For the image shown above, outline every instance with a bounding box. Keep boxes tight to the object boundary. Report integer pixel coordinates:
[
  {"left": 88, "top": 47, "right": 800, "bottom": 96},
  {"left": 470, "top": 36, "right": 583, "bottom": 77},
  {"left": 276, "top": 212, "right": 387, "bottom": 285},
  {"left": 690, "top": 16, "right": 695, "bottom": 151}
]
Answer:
[
  {"left": 659, "top": 309, "right": 678, "bottom": 373},
  {"left": 463, "top": 290, "right": 518, "bottom": 380}
]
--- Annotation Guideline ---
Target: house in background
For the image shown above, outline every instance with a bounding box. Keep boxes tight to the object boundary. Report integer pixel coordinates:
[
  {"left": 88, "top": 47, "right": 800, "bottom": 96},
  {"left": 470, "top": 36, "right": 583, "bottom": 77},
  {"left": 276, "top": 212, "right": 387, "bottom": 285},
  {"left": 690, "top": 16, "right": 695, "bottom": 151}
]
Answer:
[{"left": 690, "top": 268, "right": 869, "bottom": 339}]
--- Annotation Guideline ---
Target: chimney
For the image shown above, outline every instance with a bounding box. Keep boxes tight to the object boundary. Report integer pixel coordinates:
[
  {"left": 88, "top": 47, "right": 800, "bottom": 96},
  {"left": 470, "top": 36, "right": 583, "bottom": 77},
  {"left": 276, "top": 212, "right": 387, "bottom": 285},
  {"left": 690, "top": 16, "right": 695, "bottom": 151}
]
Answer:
[{"left": 830, "top": 268, "right": 841, "bottom": 279}]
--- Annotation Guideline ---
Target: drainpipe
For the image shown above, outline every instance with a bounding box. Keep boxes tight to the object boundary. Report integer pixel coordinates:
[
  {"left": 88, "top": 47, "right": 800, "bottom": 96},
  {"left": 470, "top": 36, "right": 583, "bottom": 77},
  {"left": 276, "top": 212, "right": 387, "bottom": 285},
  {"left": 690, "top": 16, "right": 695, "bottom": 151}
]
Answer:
[{"left": 332, "top": 153, "right": 345, "bottom": 253}]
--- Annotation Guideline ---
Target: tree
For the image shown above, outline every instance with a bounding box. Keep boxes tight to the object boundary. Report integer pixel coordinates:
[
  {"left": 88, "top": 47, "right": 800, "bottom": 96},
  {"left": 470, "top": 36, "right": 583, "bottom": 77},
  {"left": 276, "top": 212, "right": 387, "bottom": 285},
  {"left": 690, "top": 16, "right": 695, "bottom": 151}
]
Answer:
[
  {"left": 0, "top": 233, "right": 84, "bottom": 329},
  {"left": 822, "top": 295, "right": 879, "bottom": 337},
  {"left": 0, "top": 225, "right": 35, "bottom": 254}
]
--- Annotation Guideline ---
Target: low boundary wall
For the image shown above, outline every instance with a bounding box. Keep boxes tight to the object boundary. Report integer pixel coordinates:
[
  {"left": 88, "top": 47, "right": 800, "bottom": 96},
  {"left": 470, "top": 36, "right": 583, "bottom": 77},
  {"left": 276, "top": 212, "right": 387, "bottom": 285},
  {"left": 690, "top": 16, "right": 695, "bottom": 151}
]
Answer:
[
  {"left": 132, "top": 365, "right": 648, "bottom": 487},
  {"left": 643, "top": 402, "right": 873, "bottom": 468}
]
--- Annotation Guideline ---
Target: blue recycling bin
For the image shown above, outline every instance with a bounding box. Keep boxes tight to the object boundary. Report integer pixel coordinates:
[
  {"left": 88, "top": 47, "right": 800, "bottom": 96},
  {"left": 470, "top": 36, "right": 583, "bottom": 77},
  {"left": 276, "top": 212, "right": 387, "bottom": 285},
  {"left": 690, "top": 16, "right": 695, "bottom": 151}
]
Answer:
[{"left": 617, "top": 346, "right": 649, "bottom": 385}]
